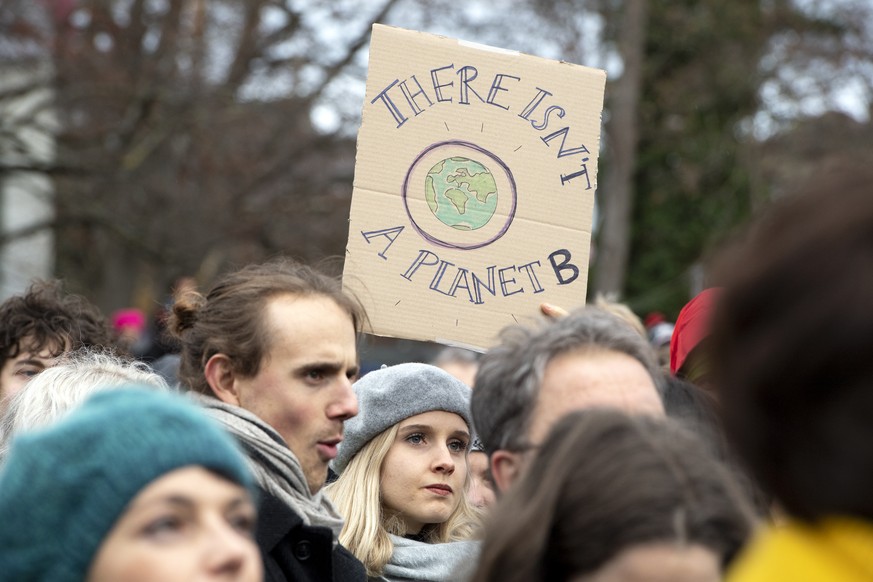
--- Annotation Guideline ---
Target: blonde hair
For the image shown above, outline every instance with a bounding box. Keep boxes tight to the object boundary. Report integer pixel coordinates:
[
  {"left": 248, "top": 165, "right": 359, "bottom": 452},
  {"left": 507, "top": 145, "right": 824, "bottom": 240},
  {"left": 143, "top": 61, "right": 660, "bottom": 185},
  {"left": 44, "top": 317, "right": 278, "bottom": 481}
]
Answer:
[{"left": 326, "top": 424, "right": 480, "bottom": 577}]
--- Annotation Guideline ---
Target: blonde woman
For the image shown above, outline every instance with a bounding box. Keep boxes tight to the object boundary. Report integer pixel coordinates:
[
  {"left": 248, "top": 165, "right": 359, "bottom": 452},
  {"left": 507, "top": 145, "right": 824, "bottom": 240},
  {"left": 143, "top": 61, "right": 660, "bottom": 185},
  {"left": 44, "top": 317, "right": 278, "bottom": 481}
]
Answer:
[{"left": 327, "top": 363, "right": 480, "bottom": 581}]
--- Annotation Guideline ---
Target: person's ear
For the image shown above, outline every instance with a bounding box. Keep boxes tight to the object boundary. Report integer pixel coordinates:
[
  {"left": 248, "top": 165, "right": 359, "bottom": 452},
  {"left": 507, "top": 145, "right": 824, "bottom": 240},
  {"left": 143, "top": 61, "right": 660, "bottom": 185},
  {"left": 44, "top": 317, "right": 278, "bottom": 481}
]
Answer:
[
  {"left": 490, "top": 449, "right": 524, "bottom": 494},
  {"left": 204, "top": 354, "right": 241, "bottom": 406}
]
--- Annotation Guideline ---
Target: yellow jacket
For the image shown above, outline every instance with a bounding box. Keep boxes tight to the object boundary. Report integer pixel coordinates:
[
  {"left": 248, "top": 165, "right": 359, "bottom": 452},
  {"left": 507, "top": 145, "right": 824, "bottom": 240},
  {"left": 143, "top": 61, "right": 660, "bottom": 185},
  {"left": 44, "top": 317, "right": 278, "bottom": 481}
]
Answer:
[{"left": 728, "top": 517, "right": 873, "bottom": 581}]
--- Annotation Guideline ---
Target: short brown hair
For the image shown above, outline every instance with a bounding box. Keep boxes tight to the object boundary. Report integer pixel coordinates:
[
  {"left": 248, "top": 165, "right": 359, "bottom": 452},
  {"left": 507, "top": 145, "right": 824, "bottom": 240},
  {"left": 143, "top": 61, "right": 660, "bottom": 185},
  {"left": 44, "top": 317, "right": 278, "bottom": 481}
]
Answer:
[
  {"left": 0, "top": 280, "right": 111, "bottom": 367},
  {"left": 168, "top": 258, "right": 365, "bottom": 395}
]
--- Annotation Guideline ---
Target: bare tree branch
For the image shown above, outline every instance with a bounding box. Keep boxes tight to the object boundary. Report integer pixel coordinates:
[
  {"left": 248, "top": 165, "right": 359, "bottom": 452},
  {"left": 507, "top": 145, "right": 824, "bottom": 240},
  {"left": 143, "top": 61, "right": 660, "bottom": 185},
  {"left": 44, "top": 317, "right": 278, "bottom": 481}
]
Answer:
[
  {"left": 302, "top": 0, "right": 404, "bottom": 104},
  {"left": 0, "top": 219, "right": 55, "bottom": 246},
  {"left": 224, "top": 0, "right": 266, "bottom": 91},
  {"left": 0, "top": 163, "right": 89, "bottom": 176}
]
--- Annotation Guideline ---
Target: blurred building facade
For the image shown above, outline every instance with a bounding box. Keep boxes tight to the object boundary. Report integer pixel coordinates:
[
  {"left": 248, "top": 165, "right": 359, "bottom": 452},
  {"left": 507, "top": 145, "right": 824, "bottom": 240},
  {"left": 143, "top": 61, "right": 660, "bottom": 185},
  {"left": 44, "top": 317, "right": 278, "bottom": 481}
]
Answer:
[{"left": 0, "top": 60, "right": 55, "bottom": 298}]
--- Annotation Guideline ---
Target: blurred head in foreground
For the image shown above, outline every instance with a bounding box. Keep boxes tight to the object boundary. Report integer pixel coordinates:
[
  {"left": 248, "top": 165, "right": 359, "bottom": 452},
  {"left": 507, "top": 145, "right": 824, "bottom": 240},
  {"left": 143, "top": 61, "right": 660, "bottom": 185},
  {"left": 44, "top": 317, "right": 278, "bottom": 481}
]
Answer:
[
  {"left": 471, "top": 409, "right": 754, "bottom": 582},
  {"left": 0, "top": 388, "right": 261, "bottom": 582}
]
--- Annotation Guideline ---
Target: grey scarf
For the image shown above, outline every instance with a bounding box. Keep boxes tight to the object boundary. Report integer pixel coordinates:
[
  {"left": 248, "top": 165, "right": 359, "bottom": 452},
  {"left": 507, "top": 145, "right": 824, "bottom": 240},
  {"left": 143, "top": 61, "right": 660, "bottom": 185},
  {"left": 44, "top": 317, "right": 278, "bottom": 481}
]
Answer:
[
  {"left": 190, "top": 393, "right": 345, "bottom": 539},
  {"left": 374, "top": 535, "right": 480, "bottom": 582}
]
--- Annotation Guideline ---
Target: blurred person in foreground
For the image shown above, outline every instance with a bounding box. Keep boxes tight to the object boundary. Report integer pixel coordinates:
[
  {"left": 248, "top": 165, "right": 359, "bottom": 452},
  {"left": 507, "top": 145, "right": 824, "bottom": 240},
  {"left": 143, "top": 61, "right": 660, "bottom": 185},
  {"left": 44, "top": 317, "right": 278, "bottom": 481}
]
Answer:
[
  {"left": 168, "top": 258, "right": 367, "bottom": 581},
  {"left": 0, "top": 279, "right": 112, "bottom": 412},
  {"left": 711, "top": 164, "right": 873, "bottom": 581},
  {"left": 0, "top": 387, "right": 261, "bottom": 582},
  {"left": 472, "top": 307, "right": 664, "bottom": 493},
  {"left": 469, "top": 409, "right": 755, "bottom": 582}
]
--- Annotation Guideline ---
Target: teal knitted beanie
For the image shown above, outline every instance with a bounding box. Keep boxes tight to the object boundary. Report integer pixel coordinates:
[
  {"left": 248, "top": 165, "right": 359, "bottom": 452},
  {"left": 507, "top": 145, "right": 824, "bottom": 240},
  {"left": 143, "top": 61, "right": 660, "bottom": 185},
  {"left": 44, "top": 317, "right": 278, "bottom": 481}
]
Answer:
[{"left": 0, "top": 386, "right": 254, "bottom": 582}]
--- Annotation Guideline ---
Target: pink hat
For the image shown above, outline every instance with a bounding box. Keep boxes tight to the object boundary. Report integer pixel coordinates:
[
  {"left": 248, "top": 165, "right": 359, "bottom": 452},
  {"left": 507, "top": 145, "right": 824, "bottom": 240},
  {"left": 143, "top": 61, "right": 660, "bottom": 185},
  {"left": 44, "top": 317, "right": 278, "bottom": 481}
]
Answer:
[{"left": 111, "top": 308, "right": 147, "bottom": 333}]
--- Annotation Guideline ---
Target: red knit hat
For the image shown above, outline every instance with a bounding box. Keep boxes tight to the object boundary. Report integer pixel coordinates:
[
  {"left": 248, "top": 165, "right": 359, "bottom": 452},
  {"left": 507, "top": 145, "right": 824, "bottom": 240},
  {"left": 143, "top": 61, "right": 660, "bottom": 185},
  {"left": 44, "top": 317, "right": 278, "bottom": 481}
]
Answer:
[{"left": 670, "top": 288, "right": 722, "bottom": 375}]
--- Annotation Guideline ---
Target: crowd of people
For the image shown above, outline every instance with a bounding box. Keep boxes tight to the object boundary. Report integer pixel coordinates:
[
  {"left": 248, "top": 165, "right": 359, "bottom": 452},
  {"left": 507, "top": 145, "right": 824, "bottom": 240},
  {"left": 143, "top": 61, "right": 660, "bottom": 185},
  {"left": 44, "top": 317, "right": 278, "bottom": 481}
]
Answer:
[{"left": 0, "top": 163, "right": 871, "bottom": 581}]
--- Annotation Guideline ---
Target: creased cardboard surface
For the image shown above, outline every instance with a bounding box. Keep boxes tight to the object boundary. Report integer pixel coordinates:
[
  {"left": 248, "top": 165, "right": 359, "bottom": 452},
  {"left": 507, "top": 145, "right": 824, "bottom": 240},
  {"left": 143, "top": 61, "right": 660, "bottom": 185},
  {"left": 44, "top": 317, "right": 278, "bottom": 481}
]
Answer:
[{"left": 343, "top": 25, "right": 606, "bottom": 351}]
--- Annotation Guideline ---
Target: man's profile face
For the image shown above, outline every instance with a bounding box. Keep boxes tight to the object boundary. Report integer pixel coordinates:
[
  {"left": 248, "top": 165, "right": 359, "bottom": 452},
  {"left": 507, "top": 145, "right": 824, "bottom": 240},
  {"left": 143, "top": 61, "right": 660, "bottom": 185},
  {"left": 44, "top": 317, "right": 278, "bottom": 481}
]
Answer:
[
  {"left": 0, "top": 337, "right": 66, "bottom": 408},
  {"left": 232, "top": 294, "right": 359, "bottom": 494}
]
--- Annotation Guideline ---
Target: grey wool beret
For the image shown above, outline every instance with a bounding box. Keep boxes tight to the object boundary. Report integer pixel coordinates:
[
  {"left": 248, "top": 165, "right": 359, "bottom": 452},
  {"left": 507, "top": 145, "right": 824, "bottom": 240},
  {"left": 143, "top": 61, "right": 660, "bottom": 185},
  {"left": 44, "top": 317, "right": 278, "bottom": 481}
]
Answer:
[{"left": 332, "top": 362, "right": 473, "bottom": 474}]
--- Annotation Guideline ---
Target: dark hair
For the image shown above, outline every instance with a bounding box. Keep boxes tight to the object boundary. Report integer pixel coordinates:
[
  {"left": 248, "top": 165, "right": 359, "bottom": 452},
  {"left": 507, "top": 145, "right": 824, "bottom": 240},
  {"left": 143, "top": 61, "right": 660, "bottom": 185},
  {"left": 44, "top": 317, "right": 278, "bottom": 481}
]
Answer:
[
  {"left": 711, "top": 163, "right": 873, "bottom": 522},
  {"left": 470, "top": 410, "right": 755, "bottom": 582},
  {"left": 663, "top": 374, "right": 771, "bottom": 516},
  {"left": 662, "top": 374, "right": 725, "bottom": 458},
  {"left": 0, "top": 280, "right": 111, "bottom": 368},
  {"left": 168, "top": 258, "right": 365, "bottom": 395},
  {"left": 471, "top": 307, "right": 662, "bottom": 454}
]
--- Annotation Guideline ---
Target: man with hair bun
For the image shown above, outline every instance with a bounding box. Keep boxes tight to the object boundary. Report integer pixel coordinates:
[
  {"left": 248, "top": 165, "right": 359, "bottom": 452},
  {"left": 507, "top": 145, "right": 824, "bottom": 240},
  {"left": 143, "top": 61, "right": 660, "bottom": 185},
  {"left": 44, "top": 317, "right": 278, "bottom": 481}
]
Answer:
[{"left": 168, "top": 257, "right": 367, "bottom": 582}]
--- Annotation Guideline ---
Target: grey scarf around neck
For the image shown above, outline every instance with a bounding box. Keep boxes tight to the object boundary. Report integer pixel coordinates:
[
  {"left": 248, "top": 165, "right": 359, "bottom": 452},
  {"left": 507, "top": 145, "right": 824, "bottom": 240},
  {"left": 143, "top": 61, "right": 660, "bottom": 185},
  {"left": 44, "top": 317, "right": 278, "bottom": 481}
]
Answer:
[
  {"left": 189, "top": 393, "right": 345, "bottom": 539},
  {"left": 374, "top": 535, "right": 480, "bottom": 582}
]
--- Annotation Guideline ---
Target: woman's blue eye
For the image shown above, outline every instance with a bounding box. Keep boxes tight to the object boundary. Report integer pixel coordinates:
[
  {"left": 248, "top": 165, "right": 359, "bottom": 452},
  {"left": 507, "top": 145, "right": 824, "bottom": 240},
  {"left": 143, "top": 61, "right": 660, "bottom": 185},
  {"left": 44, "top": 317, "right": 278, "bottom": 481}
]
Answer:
[
  {"left": 449, "top": 440, "right": 468, "bottom": 453},
  {"left": 406, "top": 433, "right": 425, "bottom": 445}
]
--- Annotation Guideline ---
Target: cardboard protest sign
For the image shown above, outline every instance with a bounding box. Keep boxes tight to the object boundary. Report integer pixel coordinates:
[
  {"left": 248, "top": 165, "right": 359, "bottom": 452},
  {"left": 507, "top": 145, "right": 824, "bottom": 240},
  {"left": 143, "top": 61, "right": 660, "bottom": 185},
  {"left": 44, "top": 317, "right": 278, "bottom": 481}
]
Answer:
[{"left": 343, "top": 24, "right": 606, "bottom": 350}]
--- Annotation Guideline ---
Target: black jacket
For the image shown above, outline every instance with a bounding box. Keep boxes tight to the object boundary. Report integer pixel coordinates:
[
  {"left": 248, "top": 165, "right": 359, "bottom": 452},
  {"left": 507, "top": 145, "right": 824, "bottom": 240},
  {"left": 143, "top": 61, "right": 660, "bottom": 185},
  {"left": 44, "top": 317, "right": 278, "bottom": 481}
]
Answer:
[{"left": 256, "top": 487, "right": 367, "bottom": 582}]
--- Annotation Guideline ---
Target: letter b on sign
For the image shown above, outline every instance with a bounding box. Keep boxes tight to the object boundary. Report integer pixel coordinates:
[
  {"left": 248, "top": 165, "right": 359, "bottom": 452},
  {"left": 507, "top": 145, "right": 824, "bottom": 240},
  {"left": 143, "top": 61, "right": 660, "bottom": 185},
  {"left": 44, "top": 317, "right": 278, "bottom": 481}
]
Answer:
[{"left": 548, "top": 249, "right": 579, "bottom": 285}]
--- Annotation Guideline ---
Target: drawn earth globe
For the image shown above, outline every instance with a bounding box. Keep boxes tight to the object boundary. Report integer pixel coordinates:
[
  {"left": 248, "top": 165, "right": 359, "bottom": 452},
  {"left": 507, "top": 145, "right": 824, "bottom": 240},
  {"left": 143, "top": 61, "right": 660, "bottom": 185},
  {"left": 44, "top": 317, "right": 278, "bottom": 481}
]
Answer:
[{"left": 424, "top": 157, "right": 499, "bottom": 231}]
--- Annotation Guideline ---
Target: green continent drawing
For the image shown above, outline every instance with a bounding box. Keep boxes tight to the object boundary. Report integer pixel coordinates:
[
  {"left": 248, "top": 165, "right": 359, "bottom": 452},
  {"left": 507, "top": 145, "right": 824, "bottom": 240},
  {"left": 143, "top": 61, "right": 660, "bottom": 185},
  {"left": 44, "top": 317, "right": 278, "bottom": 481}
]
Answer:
[{"left": 424, "top": 157, "right": 498, "bottom": 230}]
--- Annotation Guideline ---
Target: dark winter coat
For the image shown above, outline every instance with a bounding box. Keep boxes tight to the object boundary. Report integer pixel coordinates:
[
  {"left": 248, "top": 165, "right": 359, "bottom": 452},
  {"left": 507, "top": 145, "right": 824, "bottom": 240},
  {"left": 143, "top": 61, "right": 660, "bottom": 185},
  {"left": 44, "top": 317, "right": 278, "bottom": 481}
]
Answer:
[{"left": 257, "top": 487, "right": 367, "bottom": 582}]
